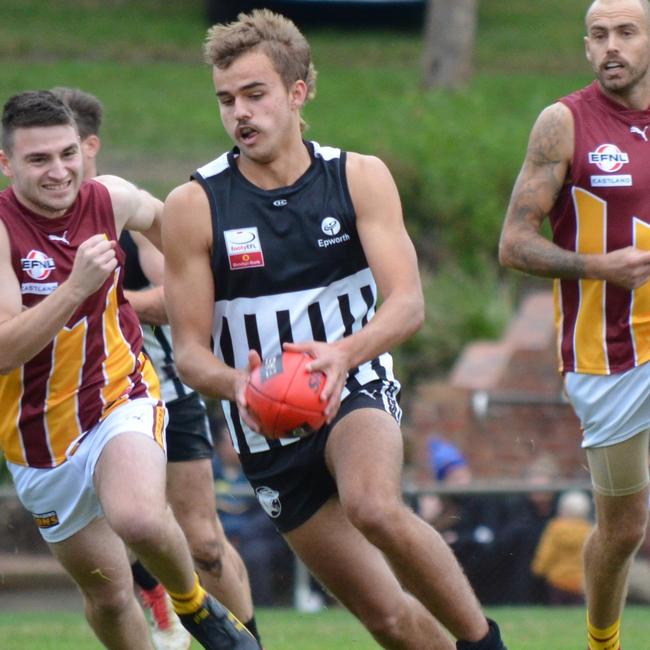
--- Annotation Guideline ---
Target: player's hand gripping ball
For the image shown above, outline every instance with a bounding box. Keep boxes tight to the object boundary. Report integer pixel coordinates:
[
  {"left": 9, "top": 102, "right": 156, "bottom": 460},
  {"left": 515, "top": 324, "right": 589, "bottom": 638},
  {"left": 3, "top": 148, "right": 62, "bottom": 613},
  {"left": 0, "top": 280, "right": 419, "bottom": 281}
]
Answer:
[{"left": 245, "top": 351, "right": 326, "bottom": 439}]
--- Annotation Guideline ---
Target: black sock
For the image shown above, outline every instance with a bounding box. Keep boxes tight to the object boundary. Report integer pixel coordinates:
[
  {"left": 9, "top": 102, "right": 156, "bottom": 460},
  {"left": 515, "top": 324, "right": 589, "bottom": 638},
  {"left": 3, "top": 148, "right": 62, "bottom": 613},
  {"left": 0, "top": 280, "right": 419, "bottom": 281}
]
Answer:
[
  {"left": 131, "top": 559, "right": 160, "bottom": 591},
  {"left": 457, "top": 619, "right": 506, "bottom": 650},
  {"left": 244, "top": 616, "right": 261, "bottom": 645}
]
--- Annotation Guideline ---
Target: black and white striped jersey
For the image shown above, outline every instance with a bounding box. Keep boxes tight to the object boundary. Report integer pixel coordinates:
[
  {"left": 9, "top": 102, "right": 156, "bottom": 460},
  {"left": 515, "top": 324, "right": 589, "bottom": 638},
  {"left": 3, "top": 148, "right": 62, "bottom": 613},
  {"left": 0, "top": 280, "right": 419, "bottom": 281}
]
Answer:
[
  {"left": 120, "top": 231, "right": 191, "bottom": 404},
  {"left": 192, "top": 141, "right": 398, "bottom": 456}
]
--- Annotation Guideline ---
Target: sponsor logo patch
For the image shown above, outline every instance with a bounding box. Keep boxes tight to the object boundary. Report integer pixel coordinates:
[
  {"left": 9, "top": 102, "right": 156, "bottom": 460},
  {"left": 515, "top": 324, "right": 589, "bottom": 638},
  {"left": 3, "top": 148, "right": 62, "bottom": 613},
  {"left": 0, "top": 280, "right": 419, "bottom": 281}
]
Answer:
[
  {"left": 33, "top": 511, "right": 60, "bottom": 529},
  {"left": 321, "top": 217, "right": 341, "bottom": 237},
  {"left": 318, "top": 216, "right": 350, "bottom": 248},
  {"left": 590, "top": 175, "right": 633, "bottom": 187},
  {"left": 21, "top": 282, "right": 58, "bottom": 295},
  {"left": 21, "top": 250, "right": 56, "bottom": 280},
  {"left": 588, "top": 144, "right": 629, "bottom": 172},
  {"left": 224, "top": 227, "right": 264, "bottom": 270}
]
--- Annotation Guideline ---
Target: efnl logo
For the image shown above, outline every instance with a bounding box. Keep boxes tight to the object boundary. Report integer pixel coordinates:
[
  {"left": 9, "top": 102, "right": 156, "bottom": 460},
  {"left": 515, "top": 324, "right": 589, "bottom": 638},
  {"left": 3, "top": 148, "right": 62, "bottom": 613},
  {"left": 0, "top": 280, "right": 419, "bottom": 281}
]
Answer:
[
  {"left": 21, "top": 250, "right": 56, "bottom": 280},
  {"left": 588, "top": 144, "right": 629, "bottom": 172}
]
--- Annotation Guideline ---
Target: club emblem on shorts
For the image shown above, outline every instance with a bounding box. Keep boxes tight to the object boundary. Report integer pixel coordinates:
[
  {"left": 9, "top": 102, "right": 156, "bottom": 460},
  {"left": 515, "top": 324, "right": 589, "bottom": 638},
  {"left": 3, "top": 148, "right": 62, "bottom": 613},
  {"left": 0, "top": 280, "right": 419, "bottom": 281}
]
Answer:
[
  {"left": 255, "top": 486, "right": 282, "bottom": 518},
  {"left": 21, "top": 249, "right": 56, "bottom": 280},
  {"left": 32, "top": 511, "right": 59, "bottom": 529},
  {"left": 224, "top": 227, "right": 265, "bottom": 270}
]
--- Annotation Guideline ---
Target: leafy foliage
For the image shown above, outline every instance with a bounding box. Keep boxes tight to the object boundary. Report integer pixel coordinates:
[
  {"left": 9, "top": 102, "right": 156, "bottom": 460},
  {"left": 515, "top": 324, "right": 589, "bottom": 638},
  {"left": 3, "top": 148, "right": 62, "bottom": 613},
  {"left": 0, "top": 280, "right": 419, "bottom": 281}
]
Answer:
[{"left": 0, "top": 0, "right": 593, "bottom": 392}]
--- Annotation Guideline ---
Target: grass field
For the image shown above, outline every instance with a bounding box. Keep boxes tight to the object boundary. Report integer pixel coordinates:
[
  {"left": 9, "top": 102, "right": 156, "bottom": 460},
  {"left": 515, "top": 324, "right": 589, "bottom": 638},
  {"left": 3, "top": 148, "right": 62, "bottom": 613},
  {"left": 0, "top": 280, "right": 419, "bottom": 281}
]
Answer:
[{"left": 1, "top": 605, "right": 650, "bottom": 649}]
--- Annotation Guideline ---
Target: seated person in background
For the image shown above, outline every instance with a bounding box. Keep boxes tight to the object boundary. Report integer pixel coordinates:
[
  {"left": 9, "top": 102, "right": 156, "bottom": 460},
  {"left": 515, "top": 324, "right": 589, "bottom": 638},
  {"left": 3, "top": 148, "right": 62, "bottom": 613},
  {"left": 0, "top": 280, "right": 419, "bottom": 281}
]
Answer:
[
  {"left": 417, "top": 438, "right": 508, "bottom": 605},
  {"left": 532, "top": 490, "right": 593, "bottom": 605}
]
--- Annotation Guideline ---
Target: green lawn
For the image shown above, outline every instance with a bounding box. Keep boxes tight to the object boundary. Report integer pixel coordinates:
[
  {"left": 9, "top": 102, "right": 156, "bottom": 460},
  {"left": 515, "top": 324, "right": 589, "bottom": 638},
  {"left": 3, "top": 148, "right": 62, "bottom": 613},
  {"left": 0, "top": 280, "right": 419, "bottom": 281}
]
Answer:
[{"left": 1, "top": 606, "right": 650, "bottom": 649}]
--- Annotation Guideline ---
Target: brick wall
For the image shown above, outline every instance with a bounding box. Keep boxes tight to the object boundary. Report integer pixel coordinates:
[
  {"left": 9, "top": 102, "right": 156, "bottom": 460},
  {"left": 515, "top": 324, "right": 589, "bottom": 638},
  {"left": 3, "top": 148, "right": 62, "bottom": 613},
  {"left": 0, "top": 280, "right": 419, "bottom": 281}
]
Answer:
[{"left": 406, "top": 291, "right": 590, "bottom": 483}]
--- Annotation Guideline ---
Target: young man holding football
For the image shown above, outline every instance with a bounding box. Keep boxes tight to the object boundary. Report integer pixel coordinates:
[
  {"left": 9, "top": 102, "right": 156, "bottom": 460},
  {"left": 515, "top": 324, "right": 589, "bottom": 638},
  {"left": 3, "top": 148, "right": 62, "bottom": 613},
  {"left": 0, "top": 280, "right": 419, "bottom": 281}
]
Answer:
[{"left": 163, "top": 9, "right": 507, "bottom": 649}]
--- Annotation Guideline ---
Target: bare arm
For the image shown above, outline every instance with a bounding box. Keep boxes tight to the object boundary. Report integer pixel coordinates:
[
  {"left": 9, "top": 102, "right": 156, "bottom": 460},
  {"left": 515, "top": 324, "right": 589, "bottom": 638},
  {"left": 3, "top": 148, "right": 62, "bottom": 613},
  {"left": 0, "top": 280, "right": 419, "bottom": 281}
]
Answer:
[
  {"left": 286, "top": 153, "right": 424, "bottom": 419},
  {"left": 499, "top": 102, "right": 650, "bottom": 289},
  {"left": 499, "top": 102, "right": 577, "bottom": 276},
  {"left": 97, "top": 174, "right": 164, "bottom": 251},
  {"left": 163, "top": 181, "right": 247, "bottom": 403},
  {"left": 123, "top": 231, "right": 167, "bottom": 325},
  {"left": 0, "top": 222, "right": 118, "bottom": 373}
]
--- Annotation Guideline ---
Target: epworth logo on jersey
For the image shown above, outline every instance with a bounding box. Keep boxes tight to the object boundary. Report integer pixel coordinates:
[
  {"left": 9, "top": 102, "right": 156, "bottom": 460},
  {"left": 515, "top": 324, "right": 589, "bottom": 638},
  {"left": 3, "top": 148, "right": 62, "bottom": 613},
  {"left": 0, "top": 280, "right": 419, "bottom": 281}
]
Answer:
[
  {"left": 224, "top": 227, "right": 265, "bottom": 270},
  {"left": 21, "top": 249, "right": 56, "bottom": 280},
  {"left": 318, "top": 216, "right": 350, "bottom": 248}
]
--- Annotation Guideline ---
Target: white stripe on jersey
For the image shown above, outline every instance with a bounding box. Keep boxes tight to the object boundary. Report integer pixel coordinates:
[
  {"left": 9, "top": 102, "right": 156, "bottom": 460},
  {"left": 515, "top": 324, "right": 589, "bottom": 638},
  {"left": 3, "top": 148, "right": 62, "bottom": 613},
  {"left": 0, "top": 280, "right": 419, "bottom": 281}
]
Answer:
[
  {"left": 141, "top": 320, "right": 190, "bottom": 403},
  {"left": 312, "top": 142, "right": 341, "bottom": 161},
  {"left": 213, "top": 267, "right": 396, "bottom": 454},
  {"left": 196, "top": 152, "right": 230, "bottom": 179}
]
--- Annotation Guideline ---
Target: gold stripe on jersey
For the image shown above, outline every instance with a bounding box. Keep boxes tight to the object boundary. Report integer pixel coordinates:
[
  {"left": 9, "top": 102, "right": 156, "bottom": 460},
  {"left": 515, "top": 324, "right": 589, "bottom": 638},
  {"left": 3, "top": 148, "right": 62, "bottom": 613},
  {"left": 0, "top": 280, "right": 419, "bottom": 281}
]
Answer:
[
  {"left": 140, "top": 353, "right": 161, "bottom": 399},
  {"left": 46, "top": 318, "right": 87, "bottom": 462},
  {"left": 0, "top": 367, "right": 25, "bottom": 464},
  {"left": 101, "top": 273, "right": 136, "bottom": 407},
  {"left": 553, "top": 280, "right": 564, "bottom": 369},
  {"left": 573, "top": 188, "right": 608, "bottom": 373},
  {"left": 632, "top": 218, "right": 650, "bottom": 365}
]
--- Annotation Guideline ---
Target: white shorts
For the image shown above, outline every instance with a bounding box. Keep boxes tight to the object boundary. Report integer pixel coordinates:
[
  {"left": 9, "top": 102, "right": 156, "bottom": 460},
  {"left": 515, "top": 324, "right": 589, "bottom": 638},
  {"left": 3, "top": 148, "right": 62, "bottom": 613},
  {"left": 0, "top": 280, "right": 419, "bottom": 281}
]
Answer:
[
  {"left": 565, "top": 361, "right": 650, "bottom": 448},
  {"left": 8, "top": 398, "right": 167, "bottom": 543}
]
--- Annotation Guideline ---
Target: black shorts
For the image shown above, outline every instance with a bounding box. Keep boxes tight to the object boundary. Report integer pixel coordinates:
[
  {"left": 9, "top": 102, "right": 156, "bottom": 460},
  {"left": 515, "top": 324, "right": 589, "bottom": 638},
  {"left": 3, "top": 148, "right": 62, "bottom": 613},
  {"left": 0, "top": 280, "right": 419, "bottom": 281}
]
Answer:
[
  {"left": 240, "top": 379, "right": 401, "bottom": 533},
  {"left": 165, "top": 392, "right": 214, "bottom": 463}
]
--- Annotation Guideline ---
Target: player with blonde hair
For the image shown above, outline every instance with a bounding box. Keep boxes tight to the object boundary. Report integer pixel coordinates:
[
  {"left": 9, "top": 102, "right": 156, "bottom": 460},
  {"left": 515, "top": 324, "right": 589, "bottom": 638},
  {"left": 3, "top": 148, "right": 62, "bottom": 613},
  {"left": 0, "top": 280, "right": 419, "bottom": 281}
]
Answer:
[{"left": 164, "top": 9, "right": 507, "bottom": 650}]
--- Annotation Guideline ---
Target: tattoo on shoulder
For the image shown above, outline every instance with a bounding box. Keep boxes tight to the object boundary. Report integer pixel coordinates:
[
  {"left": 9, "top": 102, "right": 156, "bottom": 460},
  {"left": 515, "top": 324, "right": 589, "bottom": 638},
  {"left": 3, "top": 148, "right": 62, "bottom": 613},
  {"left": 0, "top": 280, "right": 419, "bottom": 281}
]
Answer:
[{"left": 528, "top": 106, "right": 566, "bottom": 168}]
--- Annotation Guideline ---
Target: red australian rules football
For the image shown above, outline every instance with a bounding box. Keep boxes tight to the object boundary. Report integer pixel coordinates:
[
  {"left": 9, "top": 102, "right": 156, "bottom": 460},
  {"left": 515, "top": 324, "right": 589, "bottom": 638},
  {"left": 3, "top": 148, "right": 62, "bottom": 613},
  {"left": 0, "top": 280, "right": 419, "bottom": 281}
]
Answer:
[{"left": 245, "top": 350, "right": 326, "bottom": 439}]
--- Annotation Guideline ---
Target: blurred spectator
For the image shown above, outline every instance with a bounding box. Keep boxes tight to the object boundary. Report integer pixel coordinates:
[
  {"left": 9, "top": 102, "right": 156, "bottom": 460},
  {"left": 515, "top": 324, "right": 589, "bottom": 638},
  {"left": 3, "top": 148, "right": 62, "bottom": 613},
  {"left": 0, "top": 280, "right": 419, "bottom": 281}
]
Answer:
[
  {"left": 212, "top": 429, "right": 294, "bottom": 607},
  {"left": 532, "top": 490, "right": 593, "bottom": 605},
  {"left": 495, "top": 454, "right": 560, "bottom": 604},
  {"left": 417, "top": 437, "right": 509, "bottom": 604},
  {"left": 417, "top": 437, "right": 473, "bottom": 529},
  {"left": 418, "top": 444, "right": 564, "bottom": 605}
]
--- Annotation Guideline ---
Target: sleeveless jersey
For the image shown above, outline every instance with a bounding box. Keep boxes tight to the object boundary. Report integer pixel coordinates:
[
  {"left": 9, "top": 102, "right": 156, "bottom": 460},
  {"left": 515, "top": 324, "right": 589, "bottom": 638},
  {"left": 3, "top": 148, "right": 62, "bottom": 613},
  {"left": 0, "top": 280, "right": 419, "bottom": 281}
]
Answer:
[
  {"left": 551, "top": 81, "right": 650, "bottom": 375},
  {"left": 120, "top": 230, "right": 191, "bottom": 404},
  {"left": 192, "top": 141, "right": 398, "bottom": 456},
  {"left": 0, "top": 180, "right": 160, "bottom": 468}
]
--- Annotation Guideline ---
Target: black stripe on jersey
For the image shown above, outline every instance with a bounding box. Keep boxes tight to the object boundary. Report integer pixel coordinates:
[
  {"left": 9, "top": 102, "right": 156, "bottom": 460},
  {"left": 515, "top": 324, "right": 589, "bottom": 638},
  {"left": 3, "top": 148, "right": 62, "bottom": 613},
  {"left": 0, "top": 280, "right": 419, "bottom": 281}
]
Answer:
[
  {"left": 244, "top": 315, "right": 282, "bottom": 450},
  {"left": 360, "top": 284, "right": 387, "bottom": 382},
  {"left": 337, "top": 292, "right": 362, "bottom": 392},
  {"left": 151, "top": 327, "right": 187, "bottom": 399},
  {"left": 244, "top": 314, "right": 262, "bottom": 357},
  {"left": 337, "top": 294, "right": 355, "bottom": 337},
  {"left": 307, "top": 302, "right": 327, "bottom": 342},
  {"left": 219, "top": 316, "right": 250, "bottom": 456},
  {"left": 276, "top": 310, "right": 293, "bottom": 344}
]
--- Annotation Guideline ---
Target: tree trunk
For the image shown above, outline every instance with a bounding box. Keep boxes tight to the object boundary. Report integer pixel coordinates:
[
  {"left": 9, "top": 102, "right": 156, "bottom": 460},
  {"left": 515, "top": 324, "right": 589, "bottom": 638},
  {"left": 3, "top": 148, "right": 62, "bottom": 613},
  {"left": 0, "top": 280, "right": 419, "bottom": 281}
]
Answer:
[{"left": 422, "top": 0, "right": 477, "bottom": 89}]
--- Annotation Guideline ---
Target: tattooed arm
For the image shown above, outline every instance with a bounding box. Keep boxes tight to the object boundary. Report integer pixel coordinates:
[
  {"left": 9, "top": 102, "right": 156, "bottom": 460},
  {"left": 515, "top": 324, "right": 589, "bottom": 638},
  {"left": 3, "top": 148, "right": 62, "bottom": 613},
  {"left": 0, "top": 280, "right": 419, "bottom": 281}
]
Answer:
[
  {"left": 498, "top": 102, "right": 578, "bottom": 277},
  {"left": 499, "top": 102, "right": 650, "bottom": 289}
]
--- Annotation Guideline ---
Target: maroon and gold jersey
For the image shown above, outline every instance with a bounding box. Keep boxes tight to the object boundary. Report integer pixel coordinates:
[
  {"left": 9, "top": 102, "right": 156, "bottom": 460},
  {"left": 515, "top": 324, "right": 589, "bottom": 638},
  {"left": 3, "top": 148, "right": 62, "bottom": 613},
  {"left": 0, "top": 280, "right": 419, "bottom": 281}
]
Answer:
[
  {"left": 551, "top": 81, "right": 650, "bottom": 375},
  {"left": 0, "top": 180, "right": 160, "bottom": 468}
]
